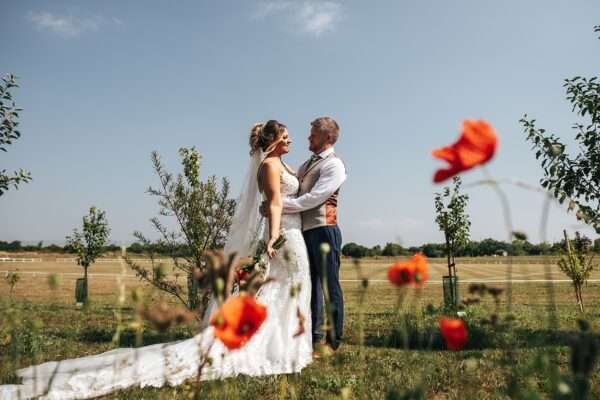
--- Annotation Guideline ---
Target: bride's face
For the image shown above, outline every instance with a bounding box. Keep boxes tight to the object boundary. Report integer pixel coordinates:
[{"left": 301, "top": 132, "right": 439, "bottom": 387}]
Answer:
[{"left": 274, "top": 129, "right": 292, "bottom": 155}]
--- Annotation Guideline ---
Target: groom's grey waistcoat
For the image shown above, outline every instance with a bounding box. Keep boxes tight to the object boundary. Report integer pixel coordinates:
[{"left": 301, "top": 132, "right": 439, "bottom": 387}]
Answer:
[{"left": 297, "top": 153, "right": 343, "bottom": 232}]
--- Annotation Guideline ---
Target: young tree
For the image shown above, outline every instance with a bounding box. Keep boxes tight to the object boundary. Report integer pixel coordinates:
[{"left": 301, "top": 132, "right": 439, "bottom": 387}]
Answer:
[
  {"left": 127, "top": 147, "right": 235, "bottom": 312},
  {"left": 434, "top": 176, "right": 471, "bottom": 278},
  {"left": 65, "top": 206, "right": 110, "bottom": 304},
  {"left": 434, "top": 176, "right": 470, "bottom": 309},
  {"left": 558, "top": 230, "right": 595, "bottom": 314},
  {"left": 521, "top": 26, "right": 600, "bottom": 233},
  {"left": 0, "top": 74, "right": 31, "bottom": 196}
]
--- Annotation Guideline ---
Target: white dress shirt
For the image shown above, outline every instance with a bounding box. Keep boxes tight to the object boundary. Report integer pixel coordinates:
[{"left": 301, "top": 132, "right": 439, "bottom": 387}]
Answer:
[{"left": 283, "top": 147, "right": 347, "bottom": 213}]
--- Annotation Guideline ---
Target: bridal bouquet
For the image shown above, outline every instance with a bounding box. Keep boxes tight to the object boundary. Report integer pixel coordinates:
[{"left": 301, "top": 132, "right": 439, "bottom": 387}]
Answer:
[{"left": 236, "top": 234, "right": 286, "bottom": 284}]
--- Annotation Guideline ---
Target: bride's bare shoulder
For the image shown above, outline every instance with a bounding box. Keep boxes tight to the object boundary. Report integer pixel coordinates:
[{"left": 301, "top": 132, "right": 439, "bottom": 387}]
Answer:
[
  {"left": 258, "top": 158, "right": 283, "bottom": 190},
  {"left": 261, "top": 157, "right": 284, "bottom": 172}
]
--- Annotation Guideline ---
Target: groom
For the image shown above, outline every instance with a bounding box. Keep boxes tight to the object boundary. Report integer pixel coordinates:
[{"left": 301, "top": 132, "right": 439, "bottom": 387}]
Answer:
[{"left": 282, "top": 117, "right": 347, "bottom": 351}]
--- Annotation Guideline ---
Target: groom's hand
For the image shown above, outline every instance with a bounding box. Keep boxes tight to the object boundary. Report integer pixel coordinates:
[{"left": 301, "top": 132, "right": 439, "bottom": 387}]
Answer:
[{"left": 259, "top": 201, "right": 268, "bottom": 217}]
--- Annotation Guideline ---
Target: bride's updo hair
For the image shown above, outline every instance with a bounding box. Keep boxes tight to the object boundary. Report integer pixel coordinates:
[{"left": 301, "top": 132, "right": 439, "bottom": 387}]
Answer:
[{"left": 249, "top": 120, "right": 287, "bottom": 154}]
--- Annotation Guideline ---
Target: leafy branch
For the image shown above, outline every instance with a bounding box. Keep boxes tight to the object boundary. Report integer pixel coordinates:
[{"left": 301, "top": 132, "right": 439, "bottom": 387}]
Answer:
[
  {"left": 128, "top": 147, "right": 235, "bottom": 312},
  {"left": 0, "top": 74, "right": 31, "bottom": 196},
  {"left": 521, "top": 31, "right": 600, "bottom": 233}
]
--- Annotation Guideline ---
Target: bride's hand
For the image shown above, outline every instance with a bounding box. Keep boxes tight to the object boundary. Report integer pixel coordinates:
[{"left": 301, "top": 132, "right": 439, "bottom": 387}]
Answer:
[{"left": 266, "top": 237, "right": 278, "bottom": 258}]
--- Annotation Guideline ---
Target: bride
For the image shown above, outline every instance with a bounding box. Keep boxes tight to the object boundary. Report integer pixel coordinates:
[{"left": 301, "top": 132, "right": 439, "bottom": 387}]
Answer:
[{"left": 0, "top": 120, "right": 313, "bottom": 399}]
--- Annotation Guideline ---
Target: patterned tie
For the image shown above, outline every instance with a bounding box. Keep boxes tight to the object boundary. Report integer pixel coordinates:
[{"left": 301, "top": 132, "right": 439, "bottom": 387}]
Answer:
[{"left": 306, "top": 154, "right": 321, "bottom": 170}]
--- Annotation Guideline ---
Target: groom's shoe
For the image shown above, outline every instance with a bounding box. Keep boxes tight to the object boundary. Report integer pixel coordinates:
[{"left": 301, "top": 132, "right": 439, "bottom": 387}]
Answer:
[
  {"left": 326, "top": 341, "right": 341, "bottom": 353},
  {"left": 312, "top": 341, "right": 334, "bottom": 360}
]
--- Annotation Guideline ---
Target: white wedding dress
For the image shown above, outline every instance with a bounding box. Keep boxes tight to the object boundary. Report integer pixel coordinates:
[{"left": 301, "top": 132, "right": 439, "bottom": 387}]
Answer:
[{"left": 0, "top": 168, "right": 312, "bottom": 400}]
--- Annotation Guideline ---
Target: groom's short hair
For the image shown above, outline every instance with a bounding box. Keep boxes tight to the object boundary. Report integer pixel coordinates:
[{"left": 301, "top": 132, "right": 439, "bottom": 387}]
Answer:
[{"left": 311, "top": 117, "right": 340, "bottom": 144}]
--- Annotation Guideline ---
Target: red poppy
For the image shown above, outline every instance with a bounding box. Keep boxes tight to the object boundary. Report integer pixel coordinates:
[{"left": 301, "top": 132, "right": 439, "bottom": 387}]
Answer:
[
  {"left": 388, "top": 261, "right": 415, "bottom": 286},
  {"left": 411, "top": 252, "right": 429, "bottom": 287},
  {"left": 432, "top": 120, "right": 498, "bottom": 183},
  {"left": 387, "top": 252, "right": 429, "bottom": 287},
  {"left": 210, "top": 293, "right": 267, "bottom": 350},
  {"left": 439, "top": 317, "right": 468, "bottom": 351}
]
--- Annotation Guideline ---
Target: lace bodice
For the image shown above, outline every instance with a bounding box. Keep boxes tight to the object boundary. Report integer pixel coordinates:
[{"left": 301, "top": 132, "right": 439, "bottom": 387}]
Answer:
[
  {"left": 279, "top": 168, "right": 302, "bottom": 231},
  {"left": 259, "top": 166, "right": 301, "bottom": 231},
  {"left": 280, "top": 167, "right": 300, "bottom": 198}
]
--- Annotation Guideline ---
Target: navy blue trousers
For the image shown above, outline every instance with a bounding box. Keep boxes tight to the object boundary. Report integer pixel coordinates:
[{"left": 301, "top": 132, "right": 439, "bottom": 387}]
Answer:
[{"left": 303, "top": 225, "right": 344, "bottom": 349}]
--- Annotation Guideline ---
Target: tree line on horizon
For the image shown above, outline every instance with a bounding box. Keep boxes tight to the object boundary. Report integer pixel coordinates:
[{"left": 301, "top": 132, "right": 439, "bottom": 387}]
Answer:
[
  {"left": 341, "top": 235, "right": 600, "bottom": 258},
  {"left": 0, "top": 240, "right": 188, "bottom": 255},
  {"left": 2, "top": 235, "right": 600, "bottom": 259}
]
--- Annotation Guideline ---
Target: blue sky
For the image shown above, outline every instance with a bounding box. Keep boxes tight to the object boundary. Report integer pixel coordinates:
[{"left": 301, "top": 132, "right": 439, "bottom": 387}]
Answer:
[{"left": 1, "top": 1, "right": 599, "bottom": 247}]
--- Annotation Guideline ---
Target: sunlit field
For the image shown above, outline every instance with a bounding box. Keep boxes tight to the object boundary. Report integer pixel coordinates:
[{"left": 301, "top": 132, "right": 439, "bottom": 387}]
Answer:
[
  {"left": 1, "top": 255, "right": 599, "bottom": 399},
  {"left": 2, "top": 255, "right": 599, "bottom": 301}
]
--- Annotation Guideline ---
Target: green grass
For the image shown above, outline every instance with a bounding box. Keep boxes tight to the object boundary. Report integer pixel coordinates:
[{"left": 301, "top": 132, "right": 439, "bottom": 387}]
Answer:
[{"left": 1, "top": 279, "right": 599, "bottom": 399}]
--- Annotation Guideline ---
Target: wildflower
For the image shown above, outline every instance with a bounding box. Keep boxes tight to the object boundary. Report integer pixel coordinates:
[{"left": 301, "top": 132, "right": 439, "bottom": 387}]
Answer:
[
  {"left": 411, "top": 252, "right": 429, "bottom": 287},
  {"left": 439, "top": 317, "right": 469, "bottom": 350},
  {"left": 211, "top": 293, "right": 267, "bottom": 350},
  {"left": 432, "top": 120, "right": 498, "bottom": 183},
  {"left": 387, "top": 261, "right": 414, "bottom": 286},
  {"left": 387, "top": 253, "right": 429, "bottom": 287}
]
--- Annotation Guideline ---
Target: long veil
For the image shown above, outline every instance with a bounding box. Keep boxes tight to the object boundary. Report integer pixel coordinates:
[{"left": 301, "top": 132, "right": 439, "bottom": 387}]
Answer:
[{"left": 223, "top": 150, "right": 266, "bottom": 258}]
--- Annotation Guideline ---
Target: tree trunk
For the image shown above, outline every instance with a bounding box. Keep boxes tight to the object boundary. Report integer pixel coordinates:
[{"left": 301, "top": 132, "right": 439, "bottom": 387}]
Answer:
[
  {"left": 187, "top": 271, "right": 198, "bottom": 310},
  {"left": 575, "top": 284, "right": 584, "bottom": 314},
  {"left": 443, "top": 233, "right": 458, "bottom": 309},
  {"left": 83, "top": 265, "right": 89, "bottom": 304},
  {"left": 445, "top": 232, "right": 452, "bottom": 277}
]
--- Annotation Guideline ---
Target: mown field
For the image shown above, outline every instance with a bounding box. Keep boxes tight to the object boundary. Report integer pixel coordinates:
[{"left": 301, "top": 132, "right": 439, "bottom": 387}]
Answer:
[{"left": 1, "top": 256, "right": 599, "bottom": 399}]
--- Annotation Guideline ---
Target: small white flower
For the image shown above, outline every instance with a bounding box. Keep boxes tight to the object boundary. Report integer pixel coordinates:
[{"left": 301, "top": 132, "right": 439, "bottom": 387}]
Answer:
[{"left": 558, "top": 382, "right": 571, "bottom": 395}]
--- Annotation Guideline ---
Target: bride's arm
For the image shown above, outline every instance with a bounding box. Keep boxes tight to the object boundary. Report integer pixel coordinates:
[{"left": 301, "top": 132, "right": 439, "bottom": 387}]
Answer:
[{"left": 261, "top": 161, "right": 283, "bottom": 258}]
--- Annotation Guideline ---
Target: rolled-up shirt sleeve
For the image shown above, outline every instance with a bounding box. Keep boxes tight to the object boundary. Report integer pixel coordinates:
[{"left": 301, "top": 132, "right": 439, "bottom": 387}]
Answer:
[{"left": 283, "top": 158, "right": 346, "bottom": 213}]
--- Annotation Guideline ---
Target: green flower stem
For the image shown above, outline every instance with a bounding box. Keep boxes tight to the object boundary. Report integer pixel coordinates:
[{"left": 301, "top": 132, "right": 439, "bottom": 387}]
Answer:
[{"left": 320, "top": 245, "right": 336, "bottom": 346}]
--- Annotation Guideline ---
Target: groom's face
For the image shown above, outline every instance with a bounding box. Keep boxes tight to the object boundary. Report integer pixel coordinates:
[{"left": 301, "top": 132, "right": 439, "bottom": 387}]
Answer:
[{"left": 308, "top": 127, "right": 330, "bottom": 153}]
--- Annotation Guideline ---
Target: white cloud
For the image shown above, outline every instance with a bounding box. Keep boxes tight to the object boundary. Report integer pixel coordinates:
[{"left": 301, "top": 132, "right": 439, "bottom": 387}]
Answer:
[
  {"left": 28, "top": 11, "right": 121, "bottom": 37},
  {"left": 253, "top": 1, "right": 294, "bottom": 19},
  {"left": 254, "top": 1, "right": 342, "bottom": 37},
  {"left": 297, "top": 2, "right": 341, "bottom": 36}
]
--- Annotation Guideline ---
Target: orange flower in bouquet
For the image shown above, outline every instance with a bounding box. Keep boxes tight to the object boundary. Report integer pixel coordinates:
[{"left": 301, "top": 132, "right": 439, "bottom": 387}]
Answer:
[
  {"left": 432, "top": 119, "right": 498, "bottom": 183},
  {"left": 210, "top": 293, "right": 267, "bottom": 350},
  {"left": 235, "top": 268, "right": 250, "bottom": 284}
]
